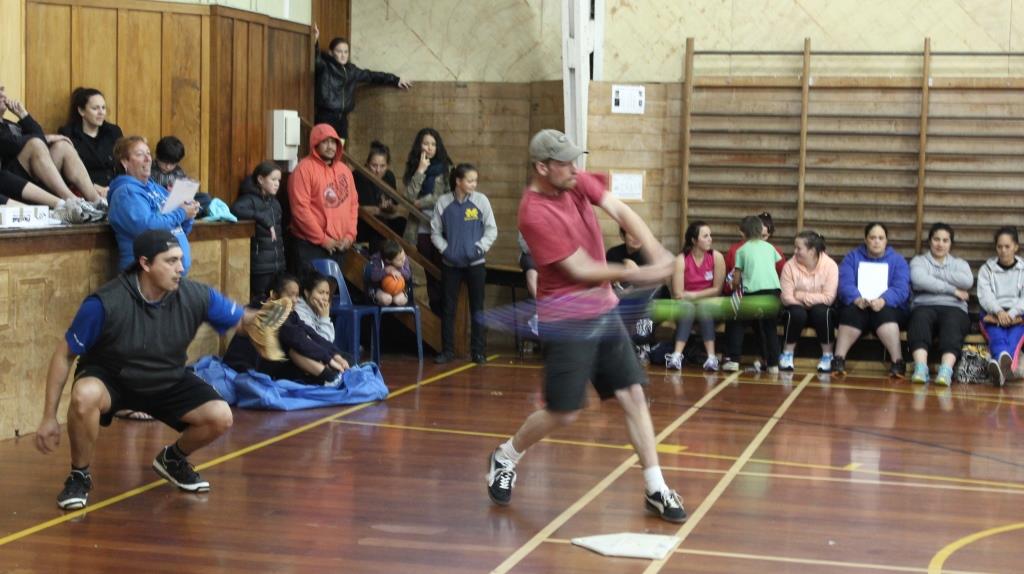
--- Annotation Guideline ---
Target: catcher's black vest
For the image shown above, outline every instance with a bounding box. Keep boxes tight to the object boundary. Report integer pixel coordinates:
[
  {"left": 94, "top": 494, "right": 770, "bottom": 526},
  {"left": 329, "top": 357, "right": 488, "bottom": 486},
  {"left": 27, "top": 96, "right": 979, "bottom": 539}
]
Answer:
[{"left": 80, "top": 273, "right": 210, "bottom": 392}]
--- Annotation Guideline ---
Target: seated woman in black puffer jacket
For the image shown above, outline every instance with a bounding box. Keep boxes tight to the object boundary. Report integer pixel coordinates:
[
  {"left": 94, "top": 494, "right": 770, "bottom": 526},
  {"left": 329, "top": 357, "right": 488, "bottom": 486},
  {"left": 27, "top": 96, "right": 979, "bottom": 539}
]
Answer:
[
  {"left": 223, "top": 273, "right": 352, "bottom": 386},
  {"left": 231, "top": 161, "right": 287, "bottom": 300}
]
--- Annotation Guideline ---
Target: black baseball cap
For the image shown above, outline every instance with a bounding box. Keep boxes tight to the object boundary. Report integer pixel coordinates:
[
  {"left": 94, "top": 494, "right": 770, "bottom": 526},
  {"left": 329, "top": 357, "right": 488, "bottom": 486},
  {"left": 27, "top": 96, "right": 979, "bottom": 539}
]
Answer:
[{"left": 130, "top": 229, "right": 181, "bottom": 271}]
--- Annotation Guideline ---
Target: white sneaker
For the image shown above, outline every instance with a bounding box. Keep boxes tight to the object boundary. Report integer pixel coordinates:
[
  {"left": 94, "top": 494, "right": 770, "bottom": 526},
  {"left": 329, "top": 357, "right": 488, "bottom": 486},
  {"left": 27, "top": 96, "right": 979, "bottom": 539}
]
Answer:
[
  {"left": 778, "top": 352, "right": 794, "bottom": 371},
  {"left": 665, "top": 352, "right": 683, "bottom": 370},
  {"left": 817, "top": 353, "right": 833, "bottom": 373},
  {"left": 703, "top": 355, "right": 720, "bottom": 371},
  {"left": 53, "top": 200, "right": 88, "bottom": 224},
  {"left": 722, "top": 360, "right": 739, "bottom": 372}
]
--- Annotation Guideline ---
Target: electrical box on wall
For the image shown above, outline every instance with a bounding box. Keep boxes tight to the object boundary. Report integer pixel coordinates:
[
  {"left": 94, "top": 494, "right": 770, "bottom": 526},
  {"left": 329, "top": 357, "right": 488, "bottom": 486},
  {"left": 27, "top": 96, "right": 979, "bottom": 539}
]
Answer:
[
  {"left": 267, "top": 109, "right": 300, "bottom": 171},
  {"left": 612, "top": 85, "right": 645, "bottom": 115}
]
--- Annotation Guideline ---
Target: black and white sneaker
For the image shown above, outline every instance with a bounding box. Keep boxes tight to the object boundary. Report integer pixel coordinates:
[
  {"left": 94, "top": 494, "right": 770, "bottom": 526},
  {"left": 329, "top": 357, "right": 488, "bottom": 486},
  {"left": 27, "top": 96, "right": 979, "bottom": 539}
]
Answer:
[
  {"left": 486, "top": 450, "right": 517, "bottom": 506},
  {"left": 989, "top": 358, "right": 1006, "bottom": 387},
  {"left": 57, "top": 470, "right": 92, "bottom": 510},
  {"left": 644, "top": 489, "right": 688, "bottom": 523},
  {"left": 153, "top": 447, "right": 210, "bottom": 492}
]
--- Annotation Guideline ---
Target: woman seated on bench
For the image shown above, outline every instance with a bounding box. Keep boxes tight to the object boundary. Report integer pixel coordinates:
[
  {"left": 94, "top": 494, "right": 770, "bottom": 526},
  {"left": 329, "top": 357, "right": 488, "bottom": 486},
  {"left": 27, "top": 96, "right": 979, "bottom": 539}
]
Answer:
[
  {"left": 833, "top": 222, "right": 911, "bottom": 378},
  {"left": 977, "top": 226, "right": 1024, "bottom": 386},
  {"left": 665, "top": 220, "right": 725, "bottom": 371},
  {"left": 779, "top": 230, "right": 838, "bottom": 373},
  {"left": 907, "top": 222, "right": 973, "bottom": 386}
]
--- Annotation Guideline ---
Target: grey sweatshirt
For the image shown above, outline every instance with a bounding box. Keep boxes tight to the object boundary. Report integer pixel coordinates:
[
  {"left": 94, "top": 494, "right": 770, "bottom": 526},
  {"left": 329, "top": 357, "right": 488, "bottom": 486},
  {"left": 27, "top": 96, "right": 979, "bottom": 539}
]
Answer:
[
  {"left": 977, "top": 256, "right": 1024, "bottom": 317},
  {"left": 909, "top": 252, "right": 973, "bottom": 312},
  {"left": 293, "top": 297, "right": 335, "bottom": 342}
]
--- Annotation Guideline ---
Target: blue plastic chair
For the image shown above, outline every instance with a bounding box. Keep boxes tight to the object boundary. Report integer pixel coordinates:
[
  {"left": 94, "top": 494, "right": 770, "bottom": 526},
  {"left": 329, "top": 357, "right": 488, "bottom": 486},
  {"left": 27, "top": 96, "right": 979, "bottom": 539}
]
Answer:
[
  {"left": 310, "top": 258, "right": 380, "bottom": 364},
  {"left": 363, "top": 262, "right": 423, "bottom": 364}
]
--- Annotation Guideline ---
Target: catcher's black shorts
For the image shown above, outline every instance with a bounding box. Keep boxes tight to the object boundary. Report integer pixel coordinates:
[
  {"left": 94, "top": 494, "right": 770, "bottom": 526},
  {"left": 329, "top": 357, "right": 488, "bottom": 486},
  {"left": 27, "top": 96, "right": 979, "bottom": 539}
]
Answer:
[{"left": 74, "top": 364, "right": 224, "bottom": 432}]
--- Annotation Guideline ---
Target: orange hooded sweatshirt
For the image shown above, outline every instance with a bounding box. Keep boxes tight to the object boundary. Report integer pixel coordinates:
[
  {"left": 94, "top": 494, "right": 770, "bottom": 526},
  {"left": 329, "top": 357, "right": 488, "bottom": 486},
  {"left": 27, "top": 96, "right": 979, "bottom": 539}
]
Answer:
[{"left": 288, "top": 124, "right": 358, "bottom": 247}]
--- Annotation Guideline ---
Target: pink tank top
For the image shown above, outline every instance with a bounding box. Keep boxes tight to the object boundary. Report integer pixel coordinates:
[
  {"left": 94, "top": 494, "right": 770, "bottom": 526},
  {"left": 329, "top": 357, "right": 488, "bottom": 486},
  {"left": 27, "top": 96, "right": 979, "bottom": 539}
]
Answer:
[{"left": 684, "top": 250, "right": 715, "bottom": 291}]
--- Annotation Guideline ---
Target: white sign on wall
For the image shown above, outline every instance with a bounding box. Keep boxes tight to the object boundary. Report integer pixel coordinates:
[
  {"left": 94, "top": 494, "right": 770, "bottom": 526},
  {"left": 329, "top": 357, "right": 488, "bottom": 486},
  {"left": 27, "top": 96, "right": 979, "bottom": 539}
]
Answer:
[
  {"left": 612, "top": 85, "right": 645, "bottom": 114},
  {"left": 611, "top": 171, "right": 644, "bottom": 202}
]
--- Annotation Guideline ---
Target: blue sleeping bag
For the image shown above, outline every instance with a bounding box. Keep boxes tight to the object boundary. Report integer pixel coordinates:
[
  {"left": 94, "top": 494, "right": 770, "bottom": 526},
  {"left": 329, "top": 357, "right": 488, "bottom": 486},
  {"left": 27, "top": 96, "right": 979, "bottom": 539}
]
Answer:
[{"left": 191, "top": 356, "right": 389, "bottom": 411}]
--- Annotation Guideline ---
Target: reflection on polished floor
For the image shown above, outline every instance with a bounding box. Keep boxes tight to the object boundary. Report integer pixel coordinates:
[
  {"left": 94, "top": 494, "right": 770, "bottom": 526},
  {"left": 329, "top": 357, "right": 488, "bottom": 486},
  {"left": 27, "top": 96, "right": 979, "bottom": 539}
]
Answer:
[{"left": 0, "top": 355, "right": 1021, "bottom": 573}]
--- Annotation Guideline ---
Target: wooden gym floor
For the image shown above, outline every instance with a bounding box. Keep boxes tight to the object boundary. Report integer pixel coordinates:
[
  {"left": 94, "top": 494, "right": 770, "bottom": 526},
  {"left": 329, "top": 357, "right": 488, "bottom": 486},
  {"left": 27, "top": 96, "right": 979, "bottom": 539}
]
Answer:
[{"left": 0, "top": 355, "right": 1022, "bottom": 573}]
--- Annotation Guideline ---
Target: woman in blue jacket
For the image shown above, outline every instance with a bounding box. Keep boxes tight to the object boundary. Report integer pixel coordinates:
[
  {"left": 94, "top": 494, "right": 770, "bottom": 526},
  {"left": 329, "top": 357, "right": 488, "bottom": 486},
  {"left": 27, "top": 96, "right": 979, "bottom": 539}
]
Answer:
[
  {"left": 108, "top": 136, "right": 198, "bottom": 273},
  {"left": 832, "top": 222, "right": 911, "bottom": 377}
]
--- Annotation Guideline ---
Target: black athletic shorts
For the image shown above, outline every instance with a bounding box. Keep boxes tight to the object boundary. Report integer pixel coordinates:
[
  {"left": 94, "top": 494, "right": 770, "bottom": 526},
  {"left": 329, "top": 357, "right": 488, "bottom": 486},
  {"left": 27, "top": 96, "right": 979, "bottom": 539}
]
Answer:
[
  {"left": 540, "top": 310, "right": 647, "bottom": 412},
  {"left": 74, "top": 364, "right": 225, "bottom": 432},
  {"left": 838, "top": 304, "right": 907, "bottom": 332}
]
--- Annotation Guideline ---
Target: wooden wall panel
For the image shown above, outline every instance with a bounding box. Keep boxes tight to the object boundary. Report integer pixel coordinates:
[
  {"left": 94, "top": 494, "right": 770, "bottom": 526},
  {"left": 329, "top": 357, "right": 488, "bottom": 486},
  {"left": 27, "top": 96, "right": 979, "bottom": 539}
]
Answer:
[
  {"left": 116, "top": 10, "right": 163, "bottom": 148},
  {"left": 70, "top": 6, "right": 117, "bottom": 125},
  {"left": 230, "top": 19, "right": 250, "bottom": 191},
  {"left": 347, "top": 81, "right": 549, "bottom": 265},
  {"left": 209, "top": 15, "right": 235, "bottom": 199},
  {"left": 312, "top": 0, "right": 349, "bottom": 51},
  {"left": 247, "top": 23, "right": 265, "bottom": 173},
  {"left": 162, "top": 12, "right": 204, "bottom": 179},
  {"left": 25, "top": 3, "right": 71, "bottom": 131}
]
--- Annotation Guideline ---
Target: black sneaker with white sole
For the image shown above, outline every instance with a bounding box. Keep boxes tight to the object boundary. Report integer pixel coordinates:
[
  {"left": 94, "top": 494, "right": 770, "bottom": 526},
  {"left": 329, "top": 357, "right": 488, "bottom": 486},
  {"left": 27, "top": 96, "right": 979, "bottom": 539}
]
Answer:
[
  {"left": 644, "top": 489, "right": 688, "bottom": 523},
  {"left": 989, "top": 358, "right": 1006, "bottom": 387},
  {"left": 153, "top": 447, "right": 210, "bottom": 492},
  {"left": 486, "top": 450, "right": 516, "bottom": 506},
  {"left": 56, "top": 470, "right": 92, "bottom": 510}
]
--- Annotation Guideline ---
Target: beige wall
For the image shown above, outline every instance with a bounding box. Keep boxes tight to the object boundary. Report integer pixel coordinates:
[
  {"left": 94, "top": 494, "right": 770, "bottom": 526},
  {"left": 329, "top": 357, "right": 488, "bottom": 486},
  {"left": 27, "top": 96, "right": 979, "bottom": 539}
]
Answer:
[
  {"left": 350, "top": 0, "right": 562, "bottom": 82},
  {"left": 0, "top": 0, "right": 24, "bottom": 103},
  {"left": 604, "top": 0, "right": 1024, "bottom": 81}
]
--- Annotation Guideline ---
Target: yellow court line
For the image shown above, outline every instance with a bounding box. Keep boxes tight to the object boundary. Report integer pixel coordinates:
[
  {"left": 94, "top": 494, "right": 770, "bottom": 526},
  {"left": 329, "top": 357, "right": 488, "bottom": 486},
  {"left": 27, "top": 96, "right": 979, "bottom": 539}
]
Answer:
[
  {"left": 545, "top": 538, "right": 988, "bottom": 574},
  {"left": 488, "top": 371, "right": 743, "bottom": 574},
  {"left": 333, "top": 419, "right": 689, "bottom": 453},
  {"left": 492, "top": 363, "right": 1024, "bottom": 408},
  {"left": 928, "top": 522, "right": 1024, "bottom": 574},
  {"left": 655, "top": 465, "right": 1024, "bottom": 497},
  {"left": 0, "top": 359, "right": 488, "bottom": 548},
  {"left": 333, "top": 416, "right": 1024, "bottom": 493},
  {"left": 643, "top": 373, "right": 814, "bottom": 574}
]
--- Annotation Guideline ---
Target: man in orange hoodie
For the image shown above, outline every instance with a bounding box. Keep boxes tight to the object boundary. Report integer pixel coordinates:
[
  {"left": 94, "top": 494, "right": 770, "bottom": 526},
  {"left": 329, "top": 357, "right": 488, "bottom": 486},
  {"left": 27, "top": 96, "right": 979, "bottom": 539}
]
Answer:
[{"left": 288, "top": 123, "right": 358, "bottom": 274}]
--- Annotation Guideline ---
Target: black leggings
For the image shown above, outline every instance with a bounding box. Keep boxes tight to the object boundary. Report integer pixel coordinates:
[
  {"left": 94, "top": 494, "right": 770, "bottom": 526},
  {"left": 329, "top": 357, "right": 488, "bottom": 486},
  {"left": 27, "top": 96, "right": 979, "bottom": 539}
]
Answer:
[
  {"left": 907, "top": 305, "right": 970, "bottom": 358},
  {"left": 782, "top": 304, "right": 834, "bottom": 346},
  {"left": 724, "top": 289, "right": 781, "bottom": 366}
]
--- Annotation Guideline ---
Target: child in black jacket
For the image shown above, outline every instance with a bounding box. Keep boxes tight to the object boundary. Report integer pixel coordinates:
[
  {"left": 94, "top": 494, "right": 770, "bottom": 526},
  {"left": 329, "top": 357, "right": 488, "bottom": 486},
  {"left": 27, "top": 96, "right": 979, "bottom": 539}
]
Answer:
[{"left": 232, "top": 161, "right": 287, "bottom": 300}]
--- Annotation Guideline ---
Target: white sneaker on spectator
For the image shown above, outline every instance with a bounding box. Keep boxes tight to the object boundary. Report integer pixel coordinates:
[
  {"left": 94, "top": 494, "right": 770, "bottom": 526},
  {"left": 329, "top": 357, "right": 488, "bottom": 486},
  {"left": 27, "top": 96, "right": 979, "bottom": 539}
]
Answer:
[
  {"left": 703, "top": 355, "right": 720, "bottom": 371},
  {"left": 53, "top": 200, "right": 88, "bottom": 224},
  {"left": 722, "top": 360, "right": 739, "bottom": 372},
  {"left": 665, "top": 352, "right": 683, "bottom": 370}
]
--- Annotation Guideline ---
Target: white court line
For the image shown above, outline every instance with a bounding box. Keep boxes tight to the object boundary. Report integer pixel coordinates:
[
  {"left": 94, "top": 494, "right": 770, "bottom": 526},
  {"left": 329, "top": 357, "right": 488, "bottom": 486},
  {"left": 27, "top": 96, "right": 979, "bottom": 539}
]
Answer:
[
  {"left": 642, "top": 372, "right": 814, "bottom": 574},
  {"left": 489, "top": 371, "right": 742, "bottom": 574}
]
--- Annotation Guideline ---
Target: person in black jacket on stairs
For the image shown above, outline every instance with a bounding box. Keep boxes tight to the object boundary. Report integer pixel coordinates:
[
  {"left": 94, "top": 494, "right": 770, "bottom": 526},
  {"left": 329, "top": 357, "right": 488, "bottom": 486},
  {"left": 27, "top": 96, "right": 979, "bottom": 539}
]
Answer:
[{"left": 312, "top": 23, "right": 412, "bottom": 141}]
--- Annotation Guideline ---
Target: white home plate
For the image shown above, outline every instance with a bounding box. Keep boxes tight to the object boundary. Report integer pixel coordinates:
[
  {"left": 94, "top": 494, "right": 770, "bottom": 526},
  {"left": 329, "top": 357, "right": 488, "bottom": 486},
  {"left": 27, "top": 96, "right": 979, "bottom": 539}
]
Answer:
[{"left": 571, "top": 532, "right": 681, "bottom": 560}]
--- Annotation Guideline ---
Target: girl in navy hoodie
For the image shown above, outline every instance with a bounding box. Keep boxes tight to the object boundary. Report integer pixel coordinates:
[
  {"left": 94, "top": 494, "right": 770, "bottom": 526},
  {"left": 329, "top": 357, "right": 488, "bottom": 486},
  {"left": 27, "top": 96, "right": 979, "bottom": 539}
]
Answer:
[{"left": 833, "top": 222, "right": 911, "bottom": 377}]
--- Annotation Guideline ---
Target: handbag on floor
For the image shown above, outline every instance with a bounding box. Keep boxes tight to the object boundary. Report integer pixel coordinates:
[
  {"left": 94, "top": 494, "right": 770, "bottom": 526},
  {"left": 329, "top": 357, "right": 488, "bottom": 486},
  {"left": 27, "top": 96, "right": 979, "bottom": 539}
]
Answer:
[{"left": 954, "top": 344, "right": 991, "bottom": 384}]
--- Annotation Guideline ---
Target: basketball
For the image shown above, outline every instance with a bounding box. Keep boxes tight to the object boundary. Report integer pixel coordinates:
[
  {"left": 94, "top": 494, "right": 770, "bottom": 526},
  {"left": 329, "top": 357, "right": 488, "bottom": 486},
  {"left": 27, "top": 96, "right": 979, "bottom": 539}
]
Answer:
[{"left": 381, "top": 274, "right": 406, "bottom": 295}]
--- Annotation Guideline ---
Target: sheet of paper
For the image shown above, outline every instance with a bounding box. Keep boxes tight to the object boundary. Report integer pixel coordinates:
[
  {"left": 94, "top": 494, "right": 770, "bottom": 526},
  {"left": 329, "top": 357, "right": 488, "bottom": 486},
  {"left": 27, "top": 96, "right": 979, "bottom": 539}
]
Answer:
[
  {"left": 857, "top": 261, "right": 889, "bottom": 300},
  {"left": 161, "top": 179, "right": 199, "bottom": 214}
]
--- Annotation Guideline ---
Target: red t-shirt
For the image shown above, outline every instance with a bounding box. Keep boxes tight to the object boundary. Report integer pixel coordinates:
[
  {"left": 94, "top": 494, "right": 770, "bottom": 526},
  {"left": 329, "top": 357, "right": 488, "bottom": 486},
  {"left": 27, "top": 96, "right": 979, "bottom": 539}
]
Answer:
[{"left": 518, "top": 171, "right": 619, "bottom": 322}]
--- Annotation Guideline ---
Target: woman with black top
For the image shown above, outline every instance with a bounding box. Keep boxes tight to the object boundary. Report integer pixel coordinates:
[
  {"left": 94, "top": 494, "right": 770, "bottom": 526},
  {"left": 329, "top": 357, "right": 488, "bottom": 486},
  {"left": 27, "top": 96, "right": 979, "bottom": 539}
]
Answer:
[
  {"left": 354, "top": 140, "right": 406, "bottom": 247},
  {"left": 403, "top": 127, "right": 452, "bottom": 314},
  {"left": 58, "top": 87, "right": 123, "bottom": 192}
]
